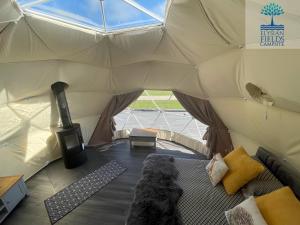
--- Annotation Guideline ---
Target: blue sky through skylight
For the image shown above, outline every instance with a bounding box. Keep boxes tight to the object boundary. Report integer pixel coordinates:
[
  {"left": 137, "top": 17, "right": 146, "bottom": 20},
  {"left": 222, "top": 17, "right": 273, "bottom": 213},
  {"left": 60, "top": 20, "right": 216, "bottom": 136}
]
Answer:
[
  {"left": 103, "top": 0, "right": 159, "bottom": 31},
  {"left": 30, "top": 0, "right": 103, "bottom": 29},
  {"left": 17, "top": 0, "right": 167, "bottom": 32},
  {"left": 134, "top": 0, "right": 167, "bottom": 18}
]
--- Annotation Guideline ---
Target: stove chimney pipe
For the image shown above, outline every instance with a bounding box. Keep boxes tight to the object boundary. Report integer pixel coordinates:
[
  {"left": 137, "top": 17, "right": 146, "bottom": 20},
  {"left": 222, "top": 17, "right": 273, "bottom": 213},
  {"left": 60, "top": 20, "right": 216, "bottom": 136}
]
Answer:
[{"left": 51, "top": 82, "right": 73, "bottom": 129}]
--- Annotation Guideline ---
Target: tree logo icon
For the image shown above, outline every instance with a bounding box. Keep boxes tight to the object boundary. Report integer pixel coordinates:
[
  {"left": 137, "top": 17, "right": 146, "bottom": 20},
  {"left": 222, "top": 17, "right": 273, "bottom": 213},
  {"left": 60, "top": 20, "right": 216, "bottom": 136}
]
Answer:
[
  {"left": 261, "top": 3, "right": 284, "bottom": 26},
  {"left": 260, "top": 2, "right": 285, "bottom": 47}
]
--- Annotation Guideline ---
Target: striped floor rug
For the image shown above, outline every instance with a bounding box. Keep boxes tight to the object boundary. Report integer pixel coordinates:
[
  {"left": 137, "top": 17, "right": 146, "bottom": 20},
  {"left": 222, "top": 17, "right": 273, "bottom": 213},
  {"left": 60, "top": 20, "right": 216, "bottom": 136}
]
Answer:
[{"left": 44, "top": 160, "right": 127, "bottom": 224}]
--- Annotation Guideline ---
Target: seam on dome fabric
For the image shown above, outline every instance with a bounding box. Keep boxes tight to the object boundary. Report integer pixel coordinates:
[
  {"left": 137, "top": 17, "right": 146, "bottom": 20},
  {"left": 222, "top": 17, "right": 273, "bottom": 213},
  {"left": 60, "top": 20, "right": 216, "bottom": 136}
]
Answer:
[
  {"left": 196, "top": 0, "right": 232, "bottom": 46},
  {"left": 165, "top": 32, "right": 196, "bottom": 66},
  {"left": 106, "top": 37, "right": 113, "bottom": 68},
  {"left": 153, "top": 28, "right": 196, "bottom": 65},
  {"left": 200, "top": 1, "right": 240, "bottom": 47},
  {"left": 0, "top": 22, "right": 11, "bottom": 36},
  {"left": 24, "top": 16, "right": 57, "bottom": 56},
  {"left": 149, "top": 27, "right": 165, "bottom": 56},
  {"left": 0, "top": 3, "right": 24, "bottom": 24}
]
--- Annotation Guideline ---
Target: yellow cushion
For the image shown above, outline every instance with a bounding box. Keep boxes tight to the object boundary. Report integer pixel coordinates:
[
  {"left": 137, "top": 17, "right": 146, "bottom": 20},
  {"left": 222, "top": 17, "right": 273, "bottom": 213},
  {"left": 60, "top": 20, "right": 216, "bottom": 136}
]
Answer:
[
  {"left": 222, "top": 146, "right": 265, "bottom": 195},
  {"left": 256, "top": 187, "right": 300, "bottom": 225}
]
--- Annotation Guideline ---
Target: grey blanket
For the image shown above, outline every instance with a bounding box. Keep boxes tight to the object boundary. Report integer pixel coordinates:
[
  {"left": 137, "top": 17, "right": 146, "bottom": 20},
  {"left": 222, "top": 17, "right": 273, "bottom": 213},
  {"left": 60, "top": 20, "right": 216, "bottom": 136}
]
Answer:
[{"left": 126, "top": 154, "right": 183, "bottom": 225}]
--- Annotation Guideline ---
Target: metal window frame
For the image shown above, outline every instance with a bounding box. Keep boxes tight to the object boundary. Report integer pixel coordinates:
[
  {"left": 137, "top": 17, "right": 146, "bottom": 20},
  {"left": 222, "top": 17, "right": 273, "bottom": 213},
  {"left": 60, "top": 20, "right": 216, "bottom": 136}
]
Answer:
[{"left": 22, "top": 0, "right": 52, "bottom": 8}]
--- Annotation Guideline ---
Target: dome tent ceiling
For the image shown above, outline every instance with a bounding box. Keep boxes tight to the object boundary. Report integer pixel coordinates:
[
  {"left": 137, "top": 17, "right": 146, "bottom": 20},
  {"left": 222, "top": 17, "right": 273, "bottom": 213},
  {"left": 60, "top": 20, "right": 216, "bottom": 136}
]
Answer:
[
  {"left": 0, "top": 0, "right": 22, "bottom": 22},
  {"left": 1, "top": 0, "right": 300, "bottom": 180},
  {"left": 16, "top": 0, "right": 167, "bottom": 32}
]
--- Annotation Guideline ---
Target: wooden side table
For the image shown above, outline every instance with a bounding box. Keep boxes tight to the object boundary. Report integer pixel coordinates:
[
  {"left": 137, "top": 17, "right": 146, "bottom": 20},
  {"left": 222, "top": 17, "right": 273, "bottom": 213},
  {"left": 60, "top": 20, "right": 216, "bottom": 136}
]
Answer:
[
  {"left": 129, "top": 128, "right": 158, "bottom": 149},
  {"left": 0, "top": 176, "right": 28, "bottom": 223}
]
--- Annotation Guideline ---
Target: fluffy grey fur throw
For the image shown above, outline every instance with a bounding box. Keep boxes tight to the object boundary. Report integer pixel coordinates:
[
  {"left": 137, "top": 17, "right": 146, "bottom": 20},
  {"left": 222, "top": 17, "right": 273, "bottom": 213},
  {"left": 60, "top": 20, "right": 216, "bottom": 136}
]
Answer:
[{"left": 126, "top": 154, "right": 183, "bottom": 225}]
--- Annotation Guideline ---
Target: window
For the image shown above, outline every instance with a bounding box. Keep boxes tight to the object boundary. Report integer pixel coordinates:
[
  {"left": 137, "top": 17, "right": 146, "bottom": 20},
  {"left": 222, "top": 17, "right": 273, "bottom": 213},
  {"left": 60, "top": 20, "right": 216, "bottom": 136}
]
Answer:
[
  {"left": 17, "top": 0, "right": 168, "bottom": 32},
  {"left": 114, "top": 90, "right": 208, "bottom": 141}
]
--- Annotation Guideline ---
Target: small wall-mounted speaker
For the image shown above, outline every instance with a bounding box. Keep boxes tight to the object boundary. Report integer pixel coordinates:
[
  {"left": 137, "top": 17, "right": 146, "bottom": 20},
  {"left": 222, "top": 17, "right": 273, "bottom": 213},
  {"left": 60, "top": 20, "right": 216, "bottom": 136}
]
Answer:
[{"left": 246, "top": 82, "right": 274, "bottom": 106}]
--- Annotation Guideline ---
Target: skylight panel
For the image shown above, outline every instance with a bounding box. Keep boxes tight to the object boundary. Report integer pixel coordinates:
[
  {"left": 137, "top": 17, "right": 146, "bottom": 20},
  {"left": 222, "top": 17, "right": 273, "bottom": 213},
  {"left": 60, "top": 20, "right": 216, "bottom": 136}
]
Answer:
[
  {"left": 17, "top": 0, "right": 42, "bottom": 7},
  {"left": 17, "top": 0, "right": 168, "bottom": 32},
  {"left": 132, "top": 0, "right": 167, "bottom": 19},
  {"left": 25, "top": 0, "right": 104, "bottom": 30},
  {"left": 103, "top": 0, "right": 161, "bottom": 31}
]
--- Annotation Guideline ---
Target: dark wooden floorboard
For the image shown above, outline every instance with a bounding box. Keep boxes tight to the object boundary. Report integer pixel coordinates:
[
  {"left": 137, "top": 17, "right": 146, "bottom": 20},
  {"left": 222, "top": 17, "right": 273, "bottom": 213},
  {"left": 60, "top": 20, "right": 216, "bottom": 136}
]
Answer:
[{"left": 3, "top": 140, "right": 206, "bottom": 225}]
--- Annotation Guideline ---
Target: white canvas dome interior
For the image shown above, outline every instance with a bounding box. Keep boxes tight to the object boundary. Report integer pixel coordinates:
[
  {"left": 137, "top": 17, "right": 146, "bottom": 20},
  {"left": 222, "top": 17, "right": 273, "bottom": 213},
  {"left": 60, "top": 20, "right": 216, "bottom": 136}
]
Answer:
[{"left": 1, "top": 0, "right": 300, "bottom": 180}]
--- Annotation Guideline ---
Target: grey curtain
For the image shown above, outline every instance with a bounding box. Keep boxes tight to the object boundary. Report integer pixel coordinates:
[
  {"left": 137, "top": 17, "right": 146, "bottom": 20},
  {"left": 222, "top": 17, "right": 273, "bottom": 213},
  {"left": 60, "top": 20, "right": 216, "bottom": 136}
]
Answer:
[
  {"left": 88, "top": 90, "right": 143, "bottom": 146},
  {"left": 173, "top": 91, "right": 233, "bottom": 158}
]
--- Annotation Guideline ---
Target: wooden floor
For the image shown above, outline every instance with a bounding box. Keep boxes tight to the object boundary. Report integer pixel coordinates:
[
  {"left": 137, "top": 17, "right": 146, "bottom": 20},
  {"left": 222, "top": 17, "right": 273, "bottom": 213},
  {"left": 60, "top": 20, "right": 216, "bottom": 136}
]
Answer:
[{"left": 3, "top": 140, "right": 206, "bottom": 225}]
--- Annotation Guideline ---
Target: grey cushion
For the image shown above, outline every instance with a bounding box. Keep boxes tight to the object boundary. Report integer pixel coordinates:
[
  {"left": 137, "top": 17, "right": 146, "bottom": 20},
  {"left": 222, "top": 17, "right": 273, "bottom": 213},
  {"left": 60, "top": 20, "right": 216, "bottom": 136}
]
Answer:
[{"left": 256, "top": 147, "right": 300, "bottom": 200}]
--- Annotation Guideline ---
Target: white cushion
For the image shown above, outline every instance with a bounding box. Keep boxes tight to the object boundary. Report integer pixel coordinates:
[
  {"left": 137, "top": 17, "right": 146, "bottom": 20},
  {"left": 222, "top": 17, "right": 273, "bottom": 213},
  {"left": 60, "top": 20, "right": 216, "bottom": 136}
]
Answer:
[
  {"left": 225, "top": 196, "right": 268, "bottom": 225},
  {"left": 206, "top": 153, "right": 229, "bottom": 186}
]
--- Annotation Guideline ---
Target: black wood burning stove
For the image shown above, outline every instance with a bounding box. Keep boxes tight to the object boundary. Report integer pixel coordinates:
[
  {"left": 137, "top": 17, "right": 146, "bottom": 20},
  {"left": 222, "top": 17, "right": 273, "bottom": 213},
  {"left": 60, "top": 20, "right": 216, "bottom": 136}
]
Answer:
[{"left": 51, "top": 82, "right": 87, "bottom": 169}]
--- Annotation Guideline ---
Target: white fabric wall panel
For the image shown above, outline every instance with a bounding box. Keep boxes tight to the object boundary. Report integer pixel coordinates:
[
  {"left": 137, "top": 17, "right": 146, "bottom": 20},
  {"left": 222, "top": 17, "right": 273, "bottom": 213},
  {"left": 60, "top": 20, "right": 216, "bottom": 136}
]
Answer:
[
  {"left": 67, "top": 92, "right": 111, "bottom": 120},
  {"left": 111, "top": 62, "right": 150, "bottom": 93},
  {"left": 67, "top": 92, "right": 112, "bottom": 142},
  {"left": 111, "top": 61, "right": 204, "bottom": 97},
  {"left": 146, "top": 62, "right": 204, "bottom": 96},
  {"left": 73, "top": 115, "right": 102, "bottom": 144},
  {"left": 109, "top": 28, "right": 164, "bottom": 66},
  {"left": 151, "top": 33, "right": 190, "bottom": 64},
  {"left": 0, "top": 19, "right": 55, "bottom": 63},
  {"left": 9, "top": 95, "right": 55, "bottom": 128},
  {"left": 0, "top": 22, "right": 9, "bottom": 32},
  {"left": 198, "top": 49, "right": 243, "bottom": 98},
  {"left": 109, "top": 28, "right": 190, "bottom": 66},
  {"left": 0, "top": 105, "right": 23, "bottom": 141},
  {"left": 210, "top": 98, "right": 300, "bottom": 172},
  {"left": 240, "top": 50, "right": 300, "bottom": 112},
  {"left": 0, "top": 78, "right": 7, "bottom": 105},
  {"left": 0, "top": 61, "right": 59, "bottom": 102},
  {"left": 0, "top": 61, "right": 112, "bottom": 101},
  {"left": 0, "top": 96, "right": 61, "bottom": 180},
  {"left": 166, "top": 0, "right": 232, "bottom": 64},
  {"left": 0, "top": 0, "right": 22, "bottom": 23},
  {"left": 25, "top": 15, "right": 103, "bottom": 59},
  {"left": 57, "top": 62, "right": 111, "bottom": 92},
  {"left": 230, "top": 131, "right": 260, "bottom": 156},
  {"left": 67, "top": 38, "right": 111, "bottom": 68},
  {"left": 0, "top": 128, "right": 60, "bottom": 180},
  {"left": 200, "top": 0, "right": 245, "bottom": 46}
]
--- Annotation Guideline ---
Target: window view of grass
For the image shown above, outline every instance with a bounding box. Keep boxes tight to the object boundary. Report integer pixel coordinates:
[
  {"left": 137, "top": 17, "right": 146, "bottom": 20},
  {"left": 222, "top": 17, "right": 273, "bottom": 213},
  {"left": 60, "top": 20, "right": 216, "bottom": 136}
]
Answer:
[
  {"left": 130, "top": 100, "right": 183, "bottom": 109},
  {"left": 129, "top": 90, "right": 183, "bottom": 110},
  {"left": 116, "top": 90, "right": 208, "bottom": 141},
  {"left": 141, "top": 90, "right": 172, "bottom": 96}
]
